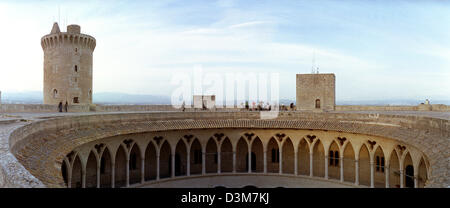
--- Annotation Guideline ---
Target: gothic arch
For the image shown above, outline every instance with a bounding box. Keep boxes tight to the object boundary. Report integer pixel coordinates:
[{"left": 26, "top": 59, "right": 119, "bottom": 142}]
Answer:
[
  {"left": 129, "top": 144, "right": 141, "bottom": 185},
  {"left": 297, "top": 138, "right": 310, "bottom": 176},
  {"left": 190, "top": 139, "right": 202, "bottom": 175},
  {"left": 236, "top": 137, "right": 248, "bottom": 173},
  {"left": 159, "top": 141, "right": 171, "bottom": 179},
  {"left": 313, "top": 139, "right": 325, "bottom": 177},
  {"left": 267, "top": 137, "right": 279, "bottom": 173},
  {"left": 358, "top": 144, "right": 370, "bottom": 186},
  {"left": 71, "top": 155, "right": 82, "bottom": 188},
  {"left": 251, "top": 136, "right": 263, "bottom": 173},
  {"left": 99, "top": 147, "right": 112, "bottom": 188},
  {"left": 205, "top": 137, "right": 218, "bottom": 173},
  {"left": 282, "top": 138, "right": 294, "bottom": 174},
  {"left": 220, "top": 137, "right": 233, "bottom": 173},
  {"left": 85, "top": 151, "right": 97, "bottom": 188},
  {"left": 114, "top": 145, "right": 127, "bottom": 187},
  {"left": 144, "top": 141, "right": 157, "bottom": 181},
  {"left": 343, "top": 142, "right": 355, "bottom": 183},
  {"left": 175, "top": 139, "right": 187, "bottom": 176}
]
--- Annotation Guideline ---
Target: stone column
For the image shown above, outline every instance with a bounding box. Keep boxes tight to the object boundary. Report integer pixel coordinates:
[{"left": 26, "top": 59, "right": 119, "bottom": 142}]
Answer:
[
  {"left": 294, "top": 150, "right": 298, "bottom": 176},
  {"left": 385, "top": 166, "right": 390, "bottom": 188},
  {"left": 111, "top": 161, "right": 115, "bottom": 188},
  {"left": 324, "top": 155, "right": 329, "bottom": 179},
  {"left": 370, "top": 161, "right": 375, "bottom": 188},
  {"left": 248, "top": 147, "right": 252, "bottom": 173},
  {"left": 340, "top": 156, "right": 344, "bottom": 182},
  {"left": 414, "top": 174, "right": 418, "bottom": 188},
  {"left": 202, "top": 150, "right": 206, "bottom": 175},
  {"left": 81, "top": 168, "right": 86, "bottom": 188},
  {"left": 141, "top": 158, "right": 145, "bottom": 184},
  {"left": 355, "top": 160, "right": 359, "bottom": 185},
  {"left": 263, "top": 150, "right": 267, "bottom": 174},
  {"left": 309, "top": 152, "right": 313, "bottom": 177},
  {"left": 156, "top": 154, "right": 160, "bottom": 180},
  {"left": 187, "top": 150, "right": 190, "bottom": 176},
  {"left": 171, "top": 154, "right": 175, "bottom": 178},
  {"left": 67, "top": 168, "right": 72, "bottom": 188},
  {"left": 217, "top": 150, "right": 221, "bottom": 174},
  {"left": 400, "top": 168, "right": 404, "bottom": 188},
  {"left": 232, "top": 151, "right": 236, "bottom": 173},
  {"left": 414, "top": 167, "right": 419, "bottom": 188},
  {"left": 96, "top": 164, "right": 100, "bottom": 188},
  {"left": 279, "top": 148, "right": 283, "bottom": 174},
  {"left": 125, "top": 158, "right": 130, "bottom": 187}
]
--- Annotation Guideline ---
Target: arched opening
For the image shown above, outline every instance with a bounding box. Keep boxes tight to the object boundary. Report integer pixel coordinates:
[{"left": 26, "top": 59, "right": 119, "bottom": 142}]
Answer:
[
  {"left": 71, "top": 155, "right": 82, "bottom": 188},
  {"left": 358, "top": 145, "right": 370, "bottom": 186},
  {"left": 175, "top": 140, "right": 187, "bottom": 176},
  {"left": 53, "top": 89, "right": 58, "bottom": 98},
  {"left": 315, "top": 99, "right": 320, "bottom": 109},
  {"left": 85, "top": 151, "right": 97, "bottom": 188},
  {"left": 159, "top": 141, "right": 171, "bottom": 178},
  {"left": 328, "top": 141, "right": 340, "bottom": 180},
  {"left": 61, "top": 160, "right": 68, "bottom": 187},
  {"left": 100, "top": 148, "right": 112, "bottom": 188},
  {"left": 404, "top": 153, "right": 414, "bottom": 188},
  {"left": 220, "top": 138, "right": 233, "bottom": 173},
  {"left": 190, "top": 139, "right": 202, "bottom": 175},
  {"left": 343, "top": 143, "right": 355, "bottom": 183},
  {"left": 205, "top": 138, "right": 218, "bottom": 173},
  {"left": 236, "top": 137, "right": 248, "bottom": 173},
  {"left": 246, "top": 152, "right": 256, "bottom": 172},
  {"left": 389, "top": 150, "right": 400, "bottom": 188},
  {"left": 251, "top": 137, "right": 263, "bottom": 173},
  {"left": 129, "top": 144, "right": 141, "bottom": 185},
  {"left": 144, "top": 142, "right": 157, "bottom": 181},
  {"left": 313, "top": 140, "right": 325, "bottom": 177},
  {"left": 418, "top": 157, "right": 428, "bottom": 188},
  {"left": 374, "top": 146, "right": 385, "bottom": 188},
  {"left": 267, "top": 137, "right": 279, "bottom": 173},
  {"left": 114, "top": 145, "right": 127, "bottom": 188},
  {"left": 298, "top": 139, "right": 310, "bottom": 176},
  {"left": 282, "top": 138, "right": 294, "bottom": 174},
  {"left": 74, "top": 65, "right": 78, "bottom": 72}
]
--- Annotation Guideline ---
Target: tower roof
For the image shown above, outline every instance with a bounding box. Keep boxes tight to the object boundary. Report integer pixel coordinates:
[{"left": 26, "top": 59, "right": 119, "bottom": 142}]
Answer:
[{"left": 50, "top": 22, "right": 60, "bottom": 34}]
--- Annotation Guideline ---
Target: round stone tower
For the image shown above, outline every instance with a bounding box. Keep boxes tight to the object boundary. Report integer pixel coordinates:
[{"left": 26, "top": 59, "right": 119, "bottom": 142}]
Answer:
[{"left": 41, "top": 22, "right": 96, "bottom": 105}]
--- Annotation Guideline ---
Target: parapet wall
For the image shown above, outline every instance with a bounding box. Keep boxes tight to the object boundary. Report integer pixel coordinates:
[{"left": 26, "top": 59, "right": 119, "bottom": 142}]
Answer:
[
  {"left": 1, "top": 103, "right": 449, "bottom": 113},
  {"left": 0, "top": 104, "right": 89, "bottom": 113},
  {"left": 336, "top": 104, "right": 449, "bottom": 112}
]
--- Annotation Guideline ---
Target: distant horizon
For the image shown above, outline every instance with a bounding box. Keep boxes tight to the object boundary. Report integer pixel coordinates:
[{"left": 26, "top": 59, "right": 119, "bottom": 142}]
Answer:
[{"left": 2, "top": 90, "right": 449, "bottom": 105}]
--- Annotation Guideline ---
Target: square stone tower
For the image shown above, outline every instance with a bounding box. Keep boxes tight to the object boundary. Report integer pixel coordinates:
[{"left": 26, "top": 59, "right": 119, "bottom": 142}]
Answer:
[{"left": 296, "top": 73, "right": 335, "bottom": 111}]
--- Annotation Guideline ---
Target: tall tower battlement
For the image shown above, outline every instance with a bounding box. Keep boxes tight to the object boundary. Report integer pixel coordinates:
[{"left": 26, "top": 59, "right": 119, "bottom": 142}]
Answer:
[{"left": 41, "top": 22, "right": 96, "bottom": 105}]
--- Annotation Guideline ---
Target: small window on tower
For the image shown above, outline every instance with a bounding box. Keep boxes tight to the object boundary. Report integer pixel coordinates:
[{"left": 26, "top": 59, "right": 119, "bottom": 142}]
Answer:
[
  {"left": 75, "top": 48, "right": 78, "bottom": 52},
  {"left": 74, "top": 65, "right": 78, "bottom": 72},
  {"left": 73, "top": 97, "right": 79, "bottom": 103},
  {"left": 53, "top": 89, "right": 58, "bottom": 98},
  {"left": 315, "top": 99, "right": 321, "bottom": 109}
]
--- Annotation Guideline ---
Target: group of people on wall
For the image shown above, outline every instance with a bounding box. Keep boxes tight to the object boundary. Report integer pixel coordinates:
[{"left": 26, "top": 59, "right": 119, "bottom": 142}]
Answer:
[{"left": 58, "top": 101, "right": 69, "bottom": 112}]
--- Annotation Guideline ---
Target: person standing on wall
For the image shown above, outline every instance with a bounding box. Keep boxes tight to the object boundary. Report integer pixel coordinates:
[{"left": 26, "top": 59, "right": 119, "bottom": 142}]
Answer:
[
  {"left": 64, "top": 101, "right": 68, "bottom": 112},
  {"left": 58, "top": 101, "right": 63, "bottom": 112}
]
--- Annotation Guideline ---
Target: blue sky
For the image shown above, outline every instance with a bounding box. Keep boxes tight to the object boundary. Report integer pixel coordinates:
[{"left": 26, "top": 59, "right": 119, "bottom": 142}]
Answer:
[{"left": 0, "top": 0, "right": 449, "bottom": 102}]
